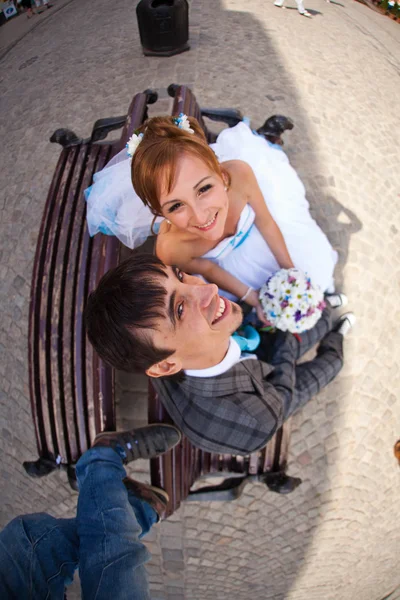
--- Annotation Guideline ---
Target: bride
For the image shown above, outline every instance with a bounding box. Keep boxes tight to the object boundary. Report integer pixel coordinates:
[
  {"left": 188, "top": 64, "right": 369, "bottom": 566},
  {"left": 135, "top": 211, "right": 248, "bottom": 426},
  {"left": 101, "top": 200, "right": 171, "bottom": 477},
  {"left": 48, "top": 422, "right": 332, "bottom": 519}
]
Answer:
[{"left": 85, "top": 114, "right": 337, "bottom": 316}]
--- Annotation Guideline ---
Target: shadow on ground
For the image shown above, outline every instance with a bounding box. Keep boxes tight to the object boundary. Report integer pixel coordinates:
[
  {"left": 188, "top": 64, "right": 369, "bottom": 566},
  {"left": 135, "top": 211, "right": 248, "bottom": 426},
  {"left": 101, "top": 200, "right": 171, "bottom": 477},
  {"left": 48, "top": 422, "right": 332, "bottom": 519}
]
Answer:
[{"left": 115, "top": 2, "right": 362, "bottom": 599}]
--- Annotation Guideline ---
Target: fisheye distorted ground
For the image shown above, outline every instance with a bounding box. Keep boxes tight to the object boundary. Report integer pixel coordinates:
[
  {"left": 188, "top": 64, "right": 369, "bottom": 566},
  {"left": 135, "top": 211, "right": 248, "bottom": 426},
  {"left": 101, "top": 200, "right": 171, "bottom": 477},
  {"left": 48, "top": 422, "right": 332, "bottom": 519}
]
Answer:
[{"left": 0, "top": 1, "right": 399, "bottom": 598}]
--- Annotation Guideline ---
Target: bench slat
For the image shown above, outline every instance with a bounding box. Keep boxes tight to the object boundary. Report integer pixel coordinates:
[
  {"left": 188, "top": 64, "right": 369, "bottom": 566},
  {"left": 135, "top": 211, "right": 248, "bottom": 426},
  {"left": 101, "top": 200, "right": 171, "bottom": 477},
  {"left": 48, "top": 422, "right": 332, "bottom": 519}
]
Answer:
[
  {"left": 29, "top": 149, "right": 70, "bottom": 459},
  {"left": 171, "top": 85, "right": 209, "bottom": 135},
  {"left": 27, "top": 90, "right": 157, "bottom": 480},
  {"left": 38, "top": 146, "right": 80, "bottom": 462},
  {"left": 49, "top": 143, "right": 97, "bottom": 463},
  {"left": 64, "top": 143, "right": 106, "bottom": 459}
]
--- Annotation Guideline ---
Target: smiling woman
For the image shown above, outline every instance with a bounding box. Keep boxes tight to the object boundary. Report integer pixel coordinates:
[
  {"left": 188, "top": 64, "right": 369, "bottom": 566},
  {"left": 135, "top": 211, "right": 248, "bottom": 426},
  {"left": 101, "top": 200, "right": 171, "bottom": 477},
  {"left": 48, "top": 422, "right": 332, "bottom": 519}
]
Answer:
[{"left": 127, "top": 114, "right": 297, "bottom": 322}]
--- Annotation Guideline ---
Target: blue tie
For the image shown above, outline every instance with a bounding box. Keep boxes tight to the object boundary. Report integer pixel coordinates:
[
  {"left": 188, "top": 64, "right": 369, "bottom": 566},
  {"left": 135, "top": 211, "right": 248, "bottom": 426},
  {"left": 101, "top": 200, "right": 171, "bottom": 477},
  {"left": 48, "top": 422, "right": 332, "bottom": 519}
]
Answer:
[{"left": 232, "top": 325, "right": 260, "bottom": 352}]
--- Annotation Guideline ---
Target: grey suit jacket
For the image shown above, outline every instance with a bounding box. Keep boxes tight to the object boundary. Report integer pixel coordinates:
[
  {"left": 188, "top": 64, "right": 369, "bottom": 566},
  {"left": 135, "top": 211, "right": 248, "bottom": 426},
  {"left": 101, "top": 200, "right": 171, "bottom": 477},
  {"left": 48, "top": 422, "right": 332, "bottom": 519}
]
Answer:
[
  {"left": 151, "top": 358, "right": 285, "bottom": 456},
  {"left": 150, "top": 308, "right": 343, "bottom": 456}
]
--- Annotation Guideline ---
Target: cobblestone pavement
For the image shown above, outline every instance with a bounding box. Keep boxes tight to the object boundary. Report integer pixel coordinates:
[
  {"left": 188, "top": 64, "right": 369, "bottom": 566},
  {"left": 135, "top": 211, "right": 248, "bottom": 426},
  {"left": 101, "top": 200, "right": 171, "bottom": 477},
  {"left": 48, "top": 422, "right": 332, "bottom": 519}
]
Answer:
[
  {"left": 1, "top": 0, "right": 399, "bottom": 598},
  {"left": 0, "top": 0, "right": 75, "bottom": 60}
]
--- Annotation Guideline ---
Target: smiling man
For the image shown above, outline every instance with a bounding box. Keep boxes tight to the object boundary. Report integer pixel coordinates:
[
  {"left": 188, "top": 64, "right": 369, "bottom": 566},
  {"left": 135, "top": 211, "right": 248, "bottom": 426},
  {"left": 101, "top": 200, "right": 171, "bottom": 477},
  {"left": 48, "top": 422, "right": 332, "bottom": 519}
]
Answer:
[{"left": 85, "top": 253, "right": 354, "bottom": 455}]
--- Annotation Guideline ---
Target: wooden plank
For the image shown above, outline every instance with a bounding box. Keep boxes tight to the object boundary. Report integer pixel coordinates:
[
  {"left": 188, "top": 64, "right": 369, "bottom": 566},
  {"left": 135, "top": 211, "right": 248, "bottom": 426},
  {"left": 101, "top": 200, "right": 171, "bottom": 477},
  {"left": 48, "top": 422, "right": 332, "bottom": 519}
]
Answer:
[
  {"left": 114, "top": 92, "right": 149, "bottom": 155},
  {"left": 50, "top": 143, "right": 91, "bottom": 463},
  {"left": 262, "top": 431, "right": 280, "bottom": 473},
  {"left": 29, "top": 148, "right": 69, "bottom": 458},
  {"left": 182, "top": 436, "right": 193, "bottom": 500},
  {"left": 275, "top": 422, "right": 291, "bottom": 471},
  {"left": 84, "top": 93, "right": 152, "bottom": 441},
  {"left": 93, "top": 234, "right": 120, "bottom": 436},
  {"left": 79, "top": 144, "right": 114, "bottom": 447},
  {"left": 248, "top": 452, "right": 260, "bottom": 475},
  {"left": 64, "top": 143, "right": 103, "bottom": 460},
  {"left": 37, "top": 146, "right": 79, "bottom": 462}
]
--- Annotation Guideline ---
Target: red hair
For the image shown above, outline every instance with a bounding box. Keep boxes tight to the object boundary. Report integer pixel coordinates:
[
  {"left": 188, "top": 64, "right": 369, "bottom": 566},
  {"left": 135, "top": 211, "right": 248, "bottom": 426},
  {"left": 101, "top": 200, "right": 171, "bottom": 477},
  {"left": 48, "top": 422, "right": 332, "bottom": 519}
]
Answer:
[{"left": 131, "top": 116, "right": 226, "bottom": 216}]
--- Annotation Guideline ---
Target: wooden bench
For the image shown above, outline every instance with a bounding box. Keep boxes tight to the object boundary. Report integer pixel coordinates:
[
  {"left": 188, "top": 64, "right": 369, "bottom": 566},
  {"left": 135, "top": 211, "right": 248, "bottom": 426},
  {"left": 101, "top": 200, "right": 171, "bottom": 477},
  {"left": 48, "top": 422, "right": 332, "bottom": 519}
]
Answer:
[
  {"left": 25, "top": 84, "right": 300, "bottom": 512},
  {"left": 147, "top": 85, "right": 300, "bottom": 518},
  {"left": 24, "top": 89, "right": 158, "bottom": 489}
]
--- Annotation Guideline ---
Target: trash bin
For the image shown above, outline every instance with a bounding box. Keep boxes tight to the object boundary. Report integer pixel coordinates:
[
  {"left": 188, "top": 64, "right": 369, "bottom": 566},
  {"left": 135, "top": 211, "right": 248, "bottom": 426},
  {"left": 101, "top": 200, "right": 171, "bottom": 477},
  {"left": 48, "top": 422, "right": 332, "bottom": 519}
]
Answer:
[{"left": 136, "top": 0, "right": 190, "bottom": 57}]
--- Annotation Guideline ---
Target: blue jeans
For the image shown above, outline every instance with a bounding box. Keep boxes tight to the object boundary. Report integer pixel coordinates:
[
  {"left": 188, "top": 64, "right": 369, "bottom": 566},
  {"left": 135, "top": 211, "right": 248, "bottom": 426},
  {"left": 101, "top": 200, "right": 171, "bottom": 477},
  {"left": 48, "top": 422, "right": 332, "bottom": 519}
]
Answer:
[{"left": 0, "top": 447, "right": 157, "bottom": 599}]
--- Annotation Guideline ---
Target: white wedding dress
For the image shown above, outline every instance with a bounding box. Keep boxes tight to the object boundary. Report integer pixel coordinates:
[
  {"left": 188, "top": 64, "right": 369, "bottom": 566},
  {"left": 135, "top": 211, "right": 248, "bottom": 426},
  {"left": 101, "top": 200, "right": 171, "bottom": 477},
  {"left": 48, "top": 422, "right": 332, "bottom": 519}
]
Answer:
[
  {"left": 207, "top": 122, "right": 337, "bottom": 295},
  {"left": 85, "top": 122, "right": 337, "bottom": 294}
]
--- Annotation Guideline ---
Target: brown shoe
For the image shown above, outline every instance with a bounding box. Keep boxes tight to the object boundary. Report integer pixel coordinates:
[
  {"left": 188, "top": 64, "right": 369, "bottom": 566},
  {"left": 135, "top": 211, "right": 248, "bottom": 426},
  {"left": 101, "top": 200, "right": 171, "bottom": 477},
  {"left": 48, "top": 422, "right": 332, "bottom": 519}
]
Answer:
[
  {"left": 124, "top": 477, "right": 169, "bottom": 522},
  {"left": 92, "top": 424, "right": 181, "bottom": 464}
]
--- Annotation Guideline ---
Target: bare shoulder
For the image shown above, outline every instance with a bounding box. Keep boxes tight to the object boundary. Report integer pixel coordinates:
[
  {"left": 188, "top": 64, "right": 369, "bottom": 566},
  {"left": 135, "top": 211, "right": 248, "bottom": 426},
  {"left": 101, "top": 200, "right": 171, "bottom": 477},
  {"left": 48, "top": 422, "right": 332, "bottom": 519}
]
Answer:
[
  {"left": 156, "top": 229, "right": 185, "bottom": 264},
  {"left": 156, "top": 229, "right": 202, "bottom": 268},
  {"left": 222, "top": 159, "right": 254, "bottom": 182}
]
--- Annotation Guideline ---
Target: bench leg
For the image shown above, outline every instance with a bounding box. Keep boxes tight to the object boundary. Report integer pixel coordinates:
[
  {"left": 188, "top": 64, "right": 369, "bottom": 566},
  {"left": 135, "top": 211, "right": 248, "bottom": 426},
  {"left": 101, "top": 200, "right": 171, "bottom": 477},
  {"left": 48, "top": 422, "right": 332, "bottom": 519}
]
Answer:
[
  {"left": 187, "top": 475, "right": 251, "bottom": 502},
  {"left": 23, "top": 459, "right": 80, "bottom": 492},
  {"left": 260, "top": 471, "right": 302, "bottom": 494},
  {"left": 22, "top": 457, "right": 58, "bottom": 478},
  {"left": 256, "top": 115, "right": 294, "bottom": 146},
  {"left": 186, "top": 471, "right": 301, "bottom": 503}
]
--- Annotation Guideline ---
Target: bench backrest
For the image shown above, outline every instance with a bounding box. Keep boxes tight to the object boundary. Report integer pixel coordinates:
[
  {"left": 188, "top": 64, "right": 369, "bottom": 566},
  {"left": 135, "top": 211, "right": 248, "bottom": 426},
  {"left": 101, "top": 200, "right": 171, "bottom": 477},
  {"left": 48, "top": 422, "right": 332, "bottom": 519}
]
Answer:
[{"left": 27, "top": 92, "right": 152, "bottom": 471}]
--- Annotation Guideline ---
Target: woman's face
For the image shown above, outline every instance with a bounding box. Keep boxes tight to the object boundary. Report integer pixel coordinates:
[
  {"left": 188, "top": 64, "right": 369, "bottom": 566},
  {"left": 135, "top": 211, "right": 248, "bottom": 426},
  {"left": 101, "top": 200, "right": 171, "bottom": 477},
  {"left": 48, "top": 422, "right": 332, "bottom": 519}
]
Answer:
[{"left": 158, "top": 153, "right": 229, "bottom": 241}]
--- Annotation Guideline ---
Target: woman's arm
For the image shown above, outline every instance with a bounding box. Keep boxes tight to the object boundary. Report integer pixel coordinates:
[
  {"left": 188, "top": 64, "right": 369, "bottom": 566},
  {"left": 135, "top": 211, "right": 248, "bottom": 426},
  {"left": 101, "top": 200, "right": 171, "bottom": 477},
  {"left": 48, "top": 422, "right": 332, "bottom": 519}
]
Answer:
[
  {"left": 185, "top": 258, "right": 250, "bottom": 300},
  {"left": 233, "top": 161, "right": 294, "bottom": 269},
  {"left": 157, "top": 231, "right": 250, "bottom": 300}
]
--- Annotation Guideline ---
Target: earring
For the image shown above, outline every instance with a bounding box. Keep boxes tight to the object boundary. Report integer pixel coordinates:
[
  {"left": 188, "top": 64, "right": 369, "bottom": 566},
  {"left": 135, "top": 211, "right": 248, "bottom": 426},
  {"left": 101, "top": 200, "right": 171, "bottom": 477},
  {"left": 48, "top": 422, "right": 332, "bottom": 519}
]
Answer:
[
  {"left": 166, "top": 219, "right": 171, "bottom": 224},
  {"left": 224, "top": 186, "right": 228, "bottom": 191}
]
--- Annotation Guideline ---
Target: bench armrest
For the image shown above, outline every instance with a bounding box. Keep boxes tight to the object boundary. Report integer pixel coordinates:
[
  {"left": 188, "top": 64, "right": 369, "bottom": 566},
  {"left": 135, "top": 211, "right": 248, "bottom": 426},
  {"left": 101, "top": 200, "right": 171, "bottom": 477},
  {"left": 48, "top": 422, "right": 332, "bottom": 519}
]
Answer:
[
  {"left": 200, "top": 108, "right": 243, "bottom": 128},
  {"left": 90, "top": 115, "right": 127, "bottom": 143}
]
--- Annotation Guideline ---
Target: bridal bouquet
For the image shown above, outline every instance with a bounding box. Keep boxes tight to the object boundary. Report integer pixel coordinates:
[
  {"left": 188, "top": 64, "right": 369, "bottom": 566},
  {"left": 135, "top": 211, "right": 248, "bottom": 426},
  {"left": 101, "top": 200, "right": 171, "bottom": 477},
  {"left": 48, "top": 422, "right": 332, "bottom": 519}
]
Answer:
[{"left": 259, "top": 268, "right": 326, "bottom": 333}]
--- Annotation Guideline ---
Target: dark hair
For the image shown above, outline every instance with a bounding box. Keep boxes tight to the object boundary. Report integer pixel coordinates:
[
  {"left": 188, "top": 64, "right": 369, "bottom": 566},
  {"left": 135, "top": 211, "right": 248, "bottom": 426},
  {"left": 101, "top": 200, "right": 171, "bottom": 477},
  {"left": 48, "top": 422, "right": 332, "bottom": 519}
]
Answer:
[{"left": 85, "top": 253, "right": 174, "bottom": 373}]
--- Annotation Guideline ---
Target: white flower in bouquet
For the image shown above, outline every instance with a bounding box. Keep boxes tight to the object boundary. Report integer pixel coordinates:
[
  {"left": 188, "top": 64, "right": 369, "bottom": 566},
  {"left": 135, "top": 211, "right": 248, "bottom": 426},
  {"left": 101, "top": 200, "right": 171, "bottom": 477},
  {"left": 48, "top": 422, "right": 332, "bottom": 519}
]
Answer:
[{"left": 259, "top": 268, "right": 326, "bottom": 333}]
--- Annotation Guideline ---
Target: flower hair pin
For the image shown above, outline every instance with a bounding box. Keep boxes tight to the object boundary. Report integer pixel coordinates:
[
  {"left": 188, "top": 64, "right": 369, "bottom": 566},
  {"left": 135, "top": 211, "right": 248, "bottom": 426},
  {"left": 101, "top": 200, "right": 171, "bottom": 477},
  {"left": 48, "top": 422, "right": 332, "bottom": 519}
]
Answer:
[
  {"left": 126, "top": 132, "right": 144, "bottom": 158},
  {"left": 125, "top": 113, "right": 194, "bottom": 158},
  {"left": 173, "top": 113, "right": 194, "bottom": 133}
]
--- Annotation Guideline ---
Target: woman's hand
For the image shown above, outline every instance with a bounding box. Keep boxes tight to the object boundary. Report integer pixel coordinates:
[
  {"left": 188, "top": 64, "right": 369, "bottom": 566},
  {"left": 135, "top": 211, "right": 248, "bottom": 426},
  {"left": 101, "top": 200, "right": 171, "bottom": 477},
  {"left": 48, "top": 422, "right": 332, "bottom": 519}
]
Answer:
[{"left": 243, "top": 289, "right": 271, "bottom": 326}]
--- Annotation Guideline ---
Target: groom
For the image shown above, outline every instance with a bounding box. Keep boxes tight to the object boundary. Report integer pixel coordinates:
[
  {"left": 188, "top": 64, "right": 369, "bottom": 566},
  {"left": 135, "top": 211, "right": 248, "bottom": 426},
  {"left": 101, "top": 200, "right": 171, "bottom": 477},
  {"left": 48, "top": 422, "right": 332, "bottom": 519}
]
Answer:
[{"left": 85, "top": 253, "right": 354, "bottom": 455}]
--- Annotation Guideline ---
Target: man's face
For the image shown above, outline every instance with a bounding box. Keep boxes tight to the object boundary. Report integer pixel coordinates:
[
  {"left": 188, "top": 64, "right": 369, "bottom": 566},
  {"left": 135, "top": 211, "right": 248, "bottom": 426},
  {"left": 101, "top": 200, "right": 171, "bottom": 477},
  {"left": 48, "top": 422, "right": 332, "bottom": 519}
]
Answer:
[{"left": 146, "top": 266, "right": 243, "bottom": 377}]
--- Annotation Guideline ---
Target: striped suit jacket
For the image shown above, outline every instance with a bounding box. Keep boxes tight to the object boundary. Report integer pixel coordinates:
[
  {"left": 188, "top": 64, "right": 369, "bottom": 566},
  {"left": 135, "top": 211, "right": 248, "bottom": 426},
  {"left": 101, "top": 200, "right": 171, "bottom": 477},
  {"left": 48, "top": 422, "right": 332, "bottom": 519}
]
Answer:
[
  {"left": 151, "top": 358, "right": 284, "bottom": 456},
  {"left": 151, "top": 308, "right": 343, "bottom": 456}
]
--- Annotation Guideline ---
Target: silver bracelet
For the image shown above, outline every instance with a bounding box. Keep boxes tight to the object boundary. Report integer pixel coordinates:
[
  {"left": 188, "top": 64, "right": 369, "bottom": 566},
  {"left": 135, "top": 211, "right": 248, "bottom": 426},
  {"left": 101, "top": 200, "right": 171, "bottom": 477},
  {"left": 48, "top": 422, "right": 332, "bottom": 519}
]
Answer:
[{"left": 240, "top": 287, "right": 253, "bottom": 303}]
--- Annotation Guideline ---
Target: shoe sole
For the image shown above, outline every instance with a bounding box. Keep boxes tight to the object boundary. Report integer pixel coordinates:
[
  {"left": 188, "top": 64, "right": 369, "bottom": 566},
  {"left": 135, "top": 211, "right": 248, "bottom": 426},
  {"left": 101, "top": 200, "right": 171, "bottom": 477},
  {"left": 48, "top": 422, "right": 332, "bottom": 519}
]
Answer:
[
  {"left": 148, "top": 485, "right": 169, "bottom": 503},
  {"left": 95, "top": 424, "right": 182, "bottom": 458},
  {"left": 327, "top": 294, "right": 348, "bottom": 309},
  {"left": 334, "top": 312, "right": 356, "bottom": 335}
]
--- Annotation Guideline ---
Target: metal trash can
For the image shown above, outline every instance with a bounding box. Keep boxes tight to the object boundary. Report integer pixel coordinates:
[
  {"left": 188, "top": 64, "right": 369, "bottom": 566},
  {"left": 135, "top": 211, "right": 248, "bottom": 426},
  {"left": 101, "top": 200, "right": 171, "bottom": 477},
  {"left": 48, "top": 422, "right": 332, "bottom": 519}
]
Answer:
[{"left": 136, "top": 0, "right": 190, "bottom": 57}]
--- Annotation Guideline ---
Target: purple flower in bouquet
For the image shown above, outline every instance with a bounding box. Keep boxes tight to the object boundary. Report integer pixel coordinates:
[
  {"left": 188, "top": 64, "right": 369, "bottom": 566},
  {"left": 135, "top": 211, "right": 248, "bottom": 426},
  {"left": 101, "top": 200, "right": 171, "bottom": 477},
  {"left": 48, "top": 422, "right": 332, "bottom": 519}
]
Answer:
[{"left": 294, "top": 310, "right": 302, "bottom": 322}]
